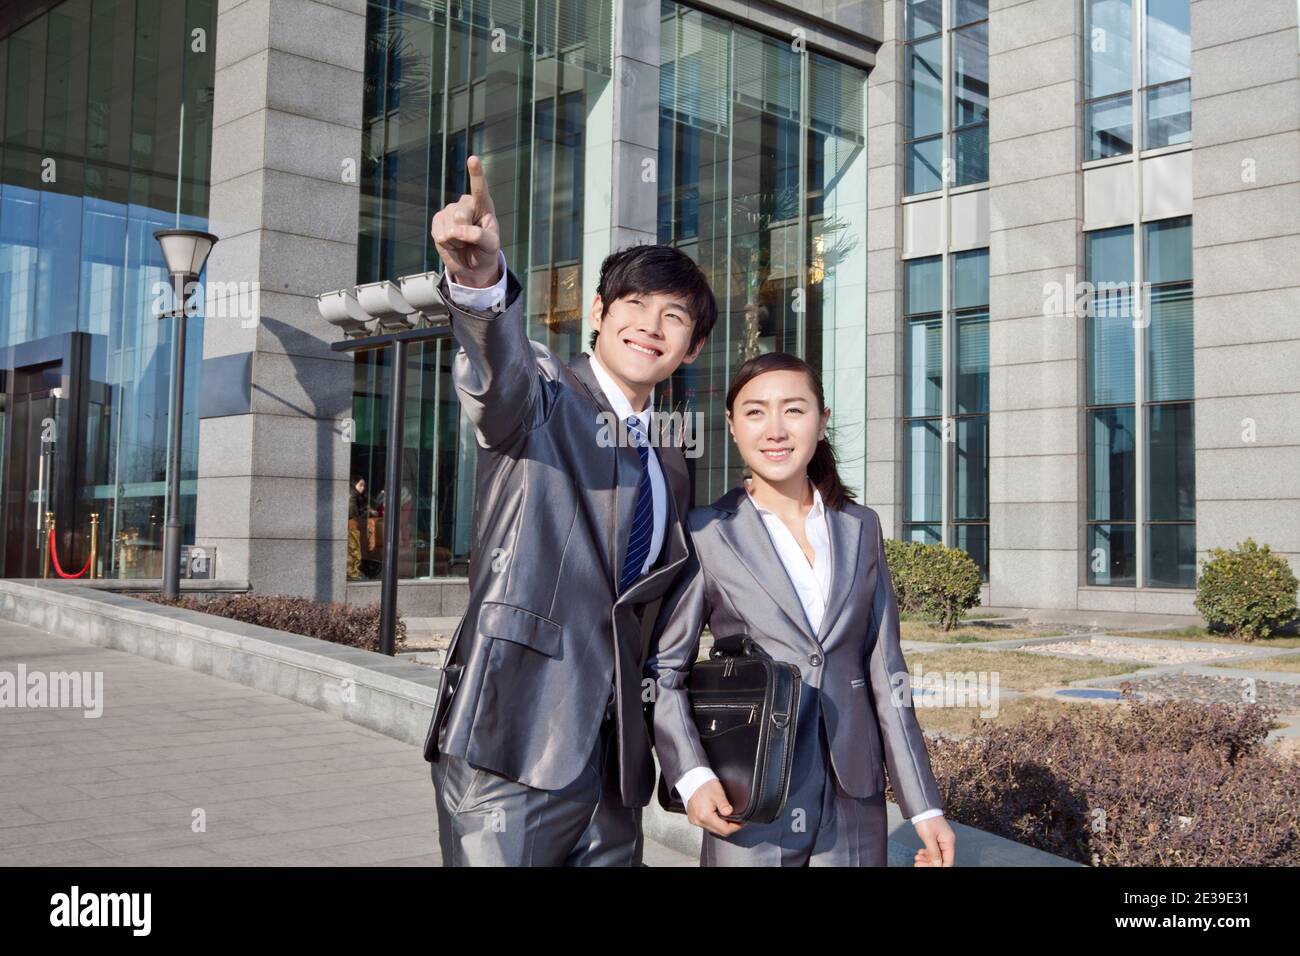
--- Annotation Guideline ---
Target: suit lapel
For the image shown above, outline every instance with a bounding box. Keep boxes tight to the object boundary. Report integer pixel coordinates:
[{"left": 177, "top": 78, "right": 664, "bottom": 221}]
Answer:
[
  {"left": 714, "top": 485, "right": 819, "bottom": 647},
  {"left": 816, "top": 504, "right": 862, "bottom": 645}
]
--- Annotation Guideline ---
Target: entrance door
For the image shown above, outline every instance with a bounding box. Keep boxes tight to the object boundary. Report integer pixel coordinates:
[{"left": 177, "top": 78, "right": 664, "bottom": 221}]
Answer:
[{"left": 2, "top": 364, "right": 63, "bottom": 578}]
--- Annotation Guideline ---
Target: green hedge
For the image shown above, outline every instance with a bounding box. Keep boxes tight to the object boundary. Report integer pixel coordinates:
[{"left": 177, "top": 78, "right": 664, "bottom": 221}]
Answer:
[
  {"left": 883, "top": 537, "right": 981, "bottom": 631},
  {"left": 1195, "top": 538, "right": 1299, "bottom": 641}
]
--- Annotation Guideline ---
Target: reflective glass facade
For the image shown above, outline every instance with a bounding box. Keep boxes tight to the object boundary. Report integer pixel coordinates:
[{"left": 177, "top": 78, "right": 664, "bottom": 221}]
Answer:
[
  {"left": 0, "top": 0, "right": 216, "bottom": 579},
  {"left": 657, "top": 1, "right": 870, "bottom": 507},
  {"left": 350, "top": 0, "right": 868, "bottom": 579},
  {"left": 350, "top": 0, "right": 614, "bottom": 579}
]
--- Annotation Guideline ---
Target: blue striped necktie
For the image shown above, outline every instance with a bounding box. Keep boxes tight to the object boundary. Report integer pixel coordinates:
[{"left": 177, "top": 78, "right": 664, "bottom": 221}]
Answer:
[{"left": 620, "top": 415, "right": 654, "bottom": 593}]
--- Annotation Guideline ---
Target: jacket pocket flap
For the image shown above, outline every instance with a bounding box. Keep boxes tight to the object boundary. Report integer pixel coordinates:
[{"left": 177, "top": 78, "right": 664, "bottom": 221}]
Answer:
[{"left": 478, "top": 601, "right": 563, "bottom": 658}]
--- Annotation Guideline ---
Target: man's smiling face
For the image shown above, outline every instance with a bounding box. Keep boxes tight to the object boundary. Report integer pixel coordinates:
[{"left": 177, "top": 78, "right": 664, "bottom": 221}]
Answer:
[{"left": 590, "top": 289, "right": 703, "bottom": 399}]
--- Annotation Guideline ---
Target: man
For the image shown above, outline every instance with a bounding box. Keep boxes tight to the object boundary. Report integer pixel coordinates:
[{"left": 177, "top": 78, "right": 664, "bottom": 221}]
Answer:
[{"left": 423, "top": 155, "right": 718, "bottom": 866}]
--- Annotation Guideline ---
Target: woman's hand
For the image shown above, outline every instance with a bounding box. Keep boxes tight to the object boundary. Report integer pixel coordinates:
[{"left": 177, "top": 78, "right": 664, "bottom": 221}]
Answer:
[
  {"left": 912, "top": 815, "right": 956, "bottom": 866},
  {"left": 687, "top": 779, "right": 744, "bottom": 837}
]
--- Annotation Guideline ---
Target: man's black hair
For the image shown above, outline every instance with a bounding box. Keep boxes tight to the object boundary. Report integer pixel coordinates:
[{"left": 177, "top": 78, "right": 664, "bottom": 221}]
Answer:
[{"left": 588, "top": 244, "right": 718, "bottom": 355}]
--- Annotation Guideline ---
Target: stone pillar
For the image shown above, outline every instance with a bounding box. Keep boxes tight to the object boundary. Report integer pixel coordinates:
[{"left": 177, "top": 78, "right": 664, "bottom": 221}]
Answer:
[
  {"left": 985, "top": 0, "right": 1084, "bottom": 609},
  {"left": 865, "top": 0, "right": 905, "bottom": 536},
  {"left": 195, "top": 0, "right": 366, "bottom": 601},
  {"left": 1190, "top": 0, "right": 1300, "bottom": 577}
]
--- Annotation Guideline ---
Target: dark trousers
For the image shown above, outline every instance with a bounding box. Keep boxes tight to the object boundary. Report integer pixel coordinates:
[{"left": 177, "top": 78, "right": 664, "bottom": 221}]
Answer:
[{"left": 431, "top": 711, "right": 642, "bottom": 867}]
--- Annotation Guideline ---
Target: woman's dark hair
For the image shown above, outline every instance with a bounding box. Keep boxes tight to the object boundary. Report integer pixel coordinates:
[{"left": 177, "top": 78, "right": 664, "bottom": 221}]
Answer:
[
  {"left": 588, "top": 244, "right": 718, "bottom": 354},
  {"left": 724, "top": 351, "right": 858, "bottom": 510}
]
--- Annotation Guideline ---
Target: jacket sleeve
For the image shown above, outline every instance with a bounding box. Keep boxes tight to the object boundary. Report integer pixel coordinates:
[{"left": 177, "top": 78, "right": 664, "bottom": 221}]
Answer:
[
  {"left": 439, "top": 259, "right": 538, "bottom": 449},
  {"left": 644, "top": 544, "right": 712, "bottom": 791},
  {"left": 864, "top": 514, "right": 944, "bottom": 819}
]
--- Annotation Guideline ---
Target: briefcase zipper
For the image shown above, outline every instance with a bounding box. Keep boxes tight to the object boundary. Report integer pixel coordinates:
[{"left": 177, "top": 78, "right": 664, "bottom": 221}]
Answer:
[{"left": 696, "top": 702, "right": 757, "bottom": 732}]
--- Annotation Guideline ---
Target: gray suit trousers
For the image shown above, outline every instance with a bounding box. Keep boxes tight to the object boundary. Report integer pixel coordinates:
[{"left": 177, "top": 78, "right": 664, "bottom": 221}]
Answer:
[
  {"left": 432, "top": 712, "right": 643, "bottom": 867},
  {"left": 701, "top": 691, "right": 888, "bottom": 867}
]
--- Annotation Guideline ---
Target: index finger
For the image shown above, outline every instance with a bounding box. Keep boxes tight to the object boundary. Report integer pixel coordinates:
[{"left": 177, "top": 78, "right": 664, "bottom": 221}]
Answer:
[{"left": 467, "top": 155, "right": 493, "bottom": 214}]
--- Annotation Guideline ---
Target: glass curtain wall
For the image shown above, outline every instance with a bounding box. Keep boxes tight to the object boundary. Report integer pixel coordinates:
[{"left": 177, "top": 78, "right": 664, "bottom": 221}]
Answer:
[
  {"left": 351, "top": 0, "right": 613, "bottom": 580},
  {"left": 0, "top": 0, "right": 216, "bottom": 579},
  {"left": 656, "top": 1, "right": 869, "bottom": 506}
]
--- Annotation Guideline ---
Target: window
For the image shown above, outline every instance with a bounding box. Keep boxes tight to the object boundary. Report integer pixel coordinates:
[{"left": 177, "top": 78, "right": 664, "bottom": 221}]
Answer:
[
  {"left": 1084, "top": 217, "right": 1194, "bottom": 587},
  {"left": 903, "top": 249, "right": 990, "bottom": 578},
  {"left": 1084, "top": 0, "right": 1190, "bottom": 161},
  {"left": 904, "top": 256, "right": 943, "bottom": 544},
  {"left": 904, "top": 0, "right": 988, "bottom": 195}
]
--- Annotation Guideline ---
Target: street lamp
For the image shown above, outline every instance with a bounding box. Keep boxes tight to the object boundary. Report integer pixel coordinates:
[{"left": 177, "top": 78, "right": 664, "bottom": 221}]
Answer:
[
  {"left": 153, "top": 228, "right": 218, "bottom": 599},
  {"left": 316, "top": 270, "right": 451, "bottom": 656}
]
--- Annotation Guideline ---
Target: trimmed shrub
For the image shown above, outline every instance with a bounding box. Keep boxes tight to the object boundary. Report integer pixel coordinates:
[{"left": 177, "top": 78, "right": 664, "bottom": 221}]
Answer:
[
  {"left": 1195, "top": 538, "right": 1299, "bottom": 641},
  {"left": 147, "top": 593, "right": 408, "bottom": 654},
  {"left": 883, "top": 537, "right": 925, "bottom": 614},
  {"left": 913, "top": 696, "right": 1300, "bottom": 866},
  {"left": 886, "top": 539, "right": 981, "bottom": 630}
]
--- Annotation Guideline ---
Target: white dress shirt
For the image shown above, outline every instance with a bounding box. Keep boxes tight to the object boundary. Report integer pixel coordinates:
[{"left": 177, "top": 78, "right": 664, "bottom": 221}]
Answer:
[
  {"left": 586, "top": 353, "right": 667, "bottom": 577},
  {"left": 444, "top": 250, "right": 666, "bottom": 577},
  {"left": 444, "top": 249, "right": 509, "bottom": 311},
  {"left": 675, "top": 478, "right": 943, "bottom": 826}
]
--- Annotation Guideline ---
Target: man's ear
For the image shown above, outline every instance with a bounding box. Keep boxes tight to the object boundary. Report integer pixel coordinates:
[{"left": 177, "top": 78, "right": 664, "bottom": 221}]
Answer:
[
  {"left": 589, "top": 293, "right": 603, "bottom": 333},
  {"left": 682, "top": 336, "right": 706, "bottom": 364}
]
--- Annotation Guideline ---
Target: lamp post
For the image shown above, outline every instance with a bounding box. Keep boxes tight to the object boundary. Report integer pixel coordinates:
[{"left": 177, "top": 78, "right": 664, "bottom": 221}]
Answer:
[
  {"left": 153, "top": 228, "right": 218, "bottom": 599},
  {"left": 317, "top": 274, "right": 450, "bottom": 656}
]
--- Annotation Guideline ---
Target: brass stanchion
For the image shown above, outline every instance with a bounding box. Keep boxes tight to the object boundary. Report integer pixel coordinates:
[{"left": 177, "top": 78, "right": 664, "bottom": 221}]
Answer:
[
  {"left": 89, "top": 513, "right": 100, "bottom": 580},
  {"left": 42, "top": 512, "right": 54, "bottom": 579}
]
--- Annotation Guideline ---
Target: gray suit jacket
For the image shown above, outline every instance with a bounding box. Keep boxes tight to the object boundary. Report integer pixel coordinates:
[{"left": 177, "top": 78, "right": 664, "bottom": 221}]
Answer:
[
  {"left": 422, "top": 265, "right": 692, "bottom": 808},
  {"left": 646, "top": 485, "right": 944, "bottom": 819}
]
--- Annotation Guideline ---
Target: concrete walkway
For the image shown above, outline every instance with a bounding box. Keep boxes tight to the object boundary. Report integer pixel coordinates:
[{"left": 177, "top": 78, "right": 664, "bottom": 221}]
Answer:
[{"left": 0, "top": 618, "right": 692, "bottom": 867}]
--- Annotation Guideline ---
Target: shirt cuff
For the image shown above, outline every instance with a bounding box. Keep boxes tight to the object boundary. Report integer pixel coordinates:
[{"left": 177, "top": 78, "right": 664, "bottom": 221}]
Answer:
[
  {"left": 674, "top": 767, "right": 719, "bottom": 808},
  {"left": 445, "top": 250, "right": 508, "bottom": 311},
  {"left": 910, "top": 808, "right": 944, "bottom": 824}
]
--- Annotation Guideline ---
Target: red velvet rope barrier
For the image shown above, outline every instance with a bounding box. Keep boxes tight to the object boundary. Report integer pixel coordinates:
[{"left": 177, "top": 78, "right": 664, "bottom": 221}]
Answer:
[{"left": 48, "top": 530, "right": 93, "bottom": 579}]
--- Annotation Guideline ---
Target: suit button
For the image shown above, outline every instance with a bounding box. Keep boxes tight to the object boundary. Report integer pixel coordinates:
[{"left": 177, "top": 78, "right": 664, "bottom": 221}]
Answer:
[{"left": 809, "top": 653, "right": 823, "bottom": 666}]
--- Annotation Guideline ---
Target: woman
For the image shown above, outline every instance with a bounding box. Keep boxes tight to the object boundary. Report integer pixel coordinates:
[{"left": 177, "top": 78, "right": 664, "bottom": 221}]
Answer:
[{"left": 647, "top": 352, "right": 955, "bottom": 867}]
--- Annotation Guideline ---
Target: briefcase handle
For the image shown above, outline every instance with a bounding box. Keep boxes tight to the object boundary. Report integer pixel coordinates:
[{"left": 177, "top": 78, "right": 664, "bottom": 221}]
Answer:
[{"left": 708, "top": 633, "right": 763, "bottom": 660}]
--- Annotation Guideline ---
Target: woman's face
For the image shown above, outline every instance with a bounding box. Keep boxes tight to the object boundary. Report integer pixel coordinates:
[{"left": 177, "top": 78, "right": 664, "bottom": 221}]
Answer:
[
  {"left": 726, "top": 368, "right": 829, "bottom": 487},
  {"left": 355, "top": 479, "right": 366, "bottom": 494}
]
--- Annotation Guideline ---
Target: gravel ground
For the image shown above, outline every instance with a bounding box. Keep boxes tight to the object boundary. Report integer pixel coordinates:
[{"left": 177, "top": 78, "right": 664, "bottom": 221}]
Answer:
[{"left": 1119, "top": 673, "right": 1300, "bottom": 710}]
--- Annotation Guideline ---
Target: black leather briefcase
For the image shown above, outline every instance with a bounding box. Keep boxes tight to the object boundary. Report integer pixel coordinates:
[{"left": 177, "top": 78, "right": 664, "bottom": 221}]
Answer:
[{"left": 656, "top": 635, "right": 802, "bottom": 825}]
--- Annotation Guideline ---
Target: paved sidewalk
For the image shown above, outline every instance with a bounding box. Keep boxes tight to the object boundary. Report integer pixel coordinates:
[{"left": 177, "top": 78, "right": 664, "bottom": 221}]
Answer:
[{"left": 0, "top": 619, "right": 692, "bottom": 867}]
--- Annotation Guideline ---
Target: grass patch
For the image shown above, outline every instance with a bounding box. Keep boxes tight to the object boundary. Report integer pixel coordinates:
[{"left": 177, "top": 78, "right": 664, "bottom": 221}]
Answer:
[
  {"left": 1208, "top": 654, "right": 1300, "bottom": 674},
  {"left": 901, "top": 620, "right": 1064, "bottom": 643},
  {"left": 1122, "top": 626, "right": 1300, "bottom": 648},
  {"left": 915, "top": 694, "right": 1082, "bottom": 736},
  {"left": 904, "top": 647, "right": 1139, "bottom": 692},
  {"left": 900, "top": 608, "right": 1001, "bottom": 623}
]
